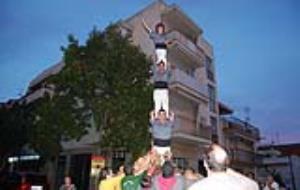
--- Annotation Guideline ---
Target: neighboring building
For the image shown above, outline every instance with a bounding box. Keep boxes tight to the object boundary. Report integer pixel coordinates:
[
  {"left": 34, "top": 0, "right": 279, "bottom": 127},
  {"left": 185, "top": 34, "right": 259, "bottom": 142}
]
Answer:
[
  {"left": 219, "top": 114, "right": 260, "bottom": 176},
  {"left": 257, "top": 143, "right": 300, "bottom": 190}
]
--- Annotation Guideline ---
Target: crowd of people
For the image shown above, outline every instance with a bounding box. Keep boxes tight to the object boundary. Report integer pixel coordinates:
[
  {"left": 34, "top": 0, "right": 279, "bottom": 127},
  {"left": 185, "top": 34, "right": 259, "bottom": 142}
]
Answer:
[{"left": 58, "top": 143, "right": 280, "bottom": 190}]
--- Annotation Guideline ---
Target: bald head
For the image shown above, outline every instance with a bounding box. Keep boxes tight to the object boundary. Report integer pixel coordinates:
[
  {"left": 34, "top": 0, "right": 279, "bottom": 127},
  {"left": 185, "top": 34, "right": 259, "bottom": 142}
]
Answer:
[{"left": 206, "top": 144, "right": 229, "bottom": 172}]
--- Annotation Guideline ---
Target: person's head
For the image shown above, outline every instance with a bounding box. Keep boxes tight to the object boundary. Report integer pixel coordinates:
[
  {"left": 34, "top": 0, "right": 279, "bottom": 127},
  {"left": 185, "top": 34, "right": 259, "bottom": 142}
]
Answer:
[
  {"left": 99, "top": 168, "right": 109, "bottom": 181},
  {"left": 112, "top": 165, "right": 121, "bottom": 176},
  {"left": 124, "top": 164, "right": 133, "bottom": 176},
  {"left": 162, "top": 161, "right": 175, "bottom": 178},
  {"left": 133, "top": 156, "right": 147, "bottom": 174},
  {"left": 204, "top": 144, "right": 229, "bottom": 173},
  {"left": 64, "top": 176, "right": 72, "bottom": 185},
  {"left": 175, "top": 166, "right": 183, "bottom": 176},
  {"left": 247, "top": 171, "right": 255, "bottom": 179},
  {"left": 267, "top": 175, "right": 275, "bottom": 183},
  {"left": 158, "top": 109, "right": 167, "bottom": 122},
  {"left": 184, "top": 167, "right": 196, "bottom": 178},
  {"left": 155, "top": 22, "right": 165, "bottom": 34},
  {"left": 157, "top": 61, "right": 166, "bottom": 72},
  {"left": 118, "top": 165, "right": 125, "bottom": 175},
  {"left": 21, "top": 175, "right": 27, "bottom": 183}
]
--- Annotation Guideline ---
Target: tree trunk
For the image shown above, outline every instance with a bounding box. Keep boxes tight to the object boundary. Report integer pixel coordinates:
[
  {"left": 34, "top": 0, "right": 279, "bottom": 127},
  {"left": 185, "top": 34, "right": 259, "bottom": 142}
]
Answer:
[{"left": 45, "top": 157, "right": 58, "bottom": 190}]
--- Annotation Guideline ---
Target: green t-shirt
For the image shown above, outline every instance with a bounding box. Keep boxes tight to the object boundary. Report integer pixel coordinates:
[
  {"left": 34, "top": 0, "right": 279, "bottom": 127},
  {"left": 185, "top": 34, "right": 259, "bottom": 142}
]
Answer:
[{"left": 121, "top": 172, "right": 145, "bottom": 190}]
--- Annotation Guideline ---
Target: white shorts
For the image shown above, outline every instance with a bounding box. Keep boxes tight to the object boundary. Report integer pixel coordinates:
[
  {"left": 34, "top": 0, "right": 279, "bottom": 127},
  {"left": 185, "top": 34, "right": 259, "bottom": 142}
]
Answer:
[
  {"left": 153, "top": 146, "right": 171, "bottom": 165},
  {"left": 153, "top": 89, "right": 169, "bottom": 116},
  {"left": 155, "top": 48, "right": 167, "bottom": 68},
  {"left": 153, "top": 146, "right": 171, "bottom": 156}
]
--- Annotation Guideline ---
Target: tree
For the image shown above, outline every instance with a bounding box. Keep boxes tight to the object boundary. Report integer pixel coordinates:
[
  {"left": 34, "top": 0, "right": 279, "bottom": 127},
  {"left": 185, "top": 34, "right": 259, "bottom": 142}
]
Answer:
[{"left": 30, "top": 24, "right": 152, "bottom": 160}]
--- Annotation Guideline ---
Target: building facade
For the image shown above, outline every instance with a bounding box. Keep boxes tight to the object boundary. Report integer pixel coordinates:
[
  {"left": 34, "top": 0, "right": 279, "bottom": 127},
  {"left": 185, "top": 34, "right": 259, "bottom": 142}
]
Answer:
[
  {"left": 219, "top": 115, "right": 260, "bottom": 176},
  {"left": 257, "top": 143, "right": 300, "bottom": 190}
]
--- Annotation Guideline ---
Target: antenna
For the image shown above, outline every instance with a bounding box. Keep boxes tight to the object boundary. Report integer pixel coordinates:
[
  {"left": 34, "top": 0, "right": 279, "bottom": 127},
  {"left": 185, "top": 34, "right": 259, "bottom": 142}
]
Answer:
[
  {"left": 275, "top": 132, "right": 280, "bottom": 144},
  {"left": 244, "top": 106, "right": 251, "bottom": 123}
]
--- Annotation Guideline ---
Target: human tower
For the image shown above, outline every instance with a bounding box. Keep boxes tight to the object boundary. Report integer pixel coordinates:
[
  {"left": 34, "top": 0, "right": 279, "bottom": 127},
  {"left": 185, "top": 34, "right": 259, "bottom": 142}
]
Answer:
[{"left": 142, "top": 19, "right": 176, "bottom": 166}]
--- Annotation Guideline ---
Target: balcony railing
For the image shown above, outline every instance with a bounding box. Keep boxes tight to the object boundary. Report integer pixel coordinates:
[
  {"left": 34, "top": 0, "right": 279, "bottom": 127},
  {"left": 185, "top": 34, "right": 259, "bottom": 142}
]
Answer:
[
  {"left": 261, "top": 156, "right": 289, "bottom": 165},
  {"left": 173, "top": 119, "right": 212, "bottom": 141},
  {"left": 165, "top": 31, "right": 204, "bottom": 66},
  {"left": 170, "top": 68, "right": 208, "bottom": 98},
  {"left": 231, "top": 149, "right": 256, "bottom": 164},
  {"left": 222, "top": 117, "right": 260, "bottom": 140},
  {"left": 197, "top": 37, "right": 213, "bottom": 58}
]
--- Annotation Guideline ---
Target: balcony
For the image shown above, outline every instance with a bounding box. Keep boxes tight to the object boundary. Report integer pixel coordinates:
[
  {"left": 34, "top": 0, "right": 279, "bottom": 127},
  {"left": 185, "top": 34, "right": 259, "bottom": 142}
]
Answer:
[
  {"left": 231, "top": 149, "right": 257, "bottom": 165},
  {"left": 170, "top": 69, "right": 208, "bottom": 102},
  {"left": 173, "top": 122, "right": 212, "bottom": 144},
  {"left": 166, "top": 30, "right": 204, "bottom": 67},
  {"left": 197, "top": 37, "right": 213, "bottom": 59},
  {"left": 261, "top": 156, "right": 289, "bottom": 165},
  {"left": 222, "top": 117, "right": 260, "bottom": 141},
  {"left": 161, "top": 5, "right": 202, "bottom": 43}
]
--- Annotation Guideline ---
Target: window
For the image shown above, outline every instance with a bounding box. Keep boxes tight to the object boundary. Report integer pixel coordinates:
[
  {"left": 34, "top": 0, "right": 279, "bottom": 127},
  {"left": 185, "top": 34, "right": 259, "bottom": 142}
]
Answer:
[
  {"left": 112, "top": 150, "right": 126, "bottom": 172},
  {"left": 210, "top": 116, "right": 218, "bottom": 142},
  {"left": 208, "top": 85, "right": 216, "bottom": 112},
  {"left": 205, "top": 56, "right": 215, "bottom": 81},
  {"left": 173, "top": 157, "right": 188, "bottom": 170},
  {"left": 185, "top": 67, "right": 196, "bottom": 78}
]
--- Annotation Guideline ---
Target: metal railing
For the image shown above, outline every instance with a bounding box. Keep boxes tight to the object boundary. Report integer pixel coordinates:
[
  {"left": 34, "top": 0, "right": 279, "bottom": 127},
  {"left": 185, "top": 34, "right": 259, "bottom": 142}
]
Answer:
[
  {"left": 171, "top": 68, "right": 208, "bottom": 97},
  {"left": 173, "top": 119, "right": 212, "bottom": 140},
  {"left": 165, "top": 31, "right": 204, "bottom": 61}
]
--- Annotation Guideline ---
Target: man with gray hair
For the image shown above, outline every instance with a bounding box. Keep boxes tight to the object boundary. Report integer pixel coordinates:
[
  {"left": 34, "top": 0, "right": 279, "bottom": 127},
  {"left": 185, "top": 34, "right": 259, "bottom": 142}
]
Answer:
[{"left": 188, "top": 144, "right": 259, "bottom": 190}]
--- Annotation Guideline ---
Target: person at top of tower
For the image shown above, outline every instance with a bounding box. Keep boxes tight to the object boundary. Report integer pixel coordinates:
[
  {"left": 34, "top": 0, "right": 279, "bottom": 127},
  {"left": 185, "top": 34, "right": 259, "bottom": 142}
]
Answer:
[
  {"left": 152, "top": 60, "right": 171, "bottom": 117},
  {"left": 142, "top": 19, "right": 173, "bottom": 69},
  {"left": 150, "top": 109, "right": 175, "bottom": 165}
]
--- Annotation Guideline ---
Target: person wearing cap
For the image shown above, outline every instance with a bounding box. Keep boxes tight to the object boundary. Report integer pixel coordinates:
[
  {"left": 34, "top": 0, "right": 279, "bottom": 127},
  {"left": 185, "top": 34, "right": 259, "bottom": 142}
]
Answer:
[
  {"left": 150, "top": 109, "right": 175, "bottom": 165},
  {"left": 189, "top": 144, "right": 259, "bottom": 190},
  {"left": 142, "top": 19, "right": 173, "bottom": 70},
  {"left": 152, "top": 60, "right": 171, "bottom": 117}
]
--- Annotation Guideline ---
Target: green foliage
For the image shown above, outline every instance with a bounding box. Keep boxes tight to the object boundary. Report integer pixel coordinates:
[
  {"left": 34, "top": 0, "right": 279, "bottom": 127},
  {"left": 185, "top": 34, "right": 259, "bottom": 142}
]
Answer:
[
  {"left": 27, "top": 94, "right": 87, "bottom": 158},
  {"left": 30, "top": 24, "right": 152, "bottom": 159}
]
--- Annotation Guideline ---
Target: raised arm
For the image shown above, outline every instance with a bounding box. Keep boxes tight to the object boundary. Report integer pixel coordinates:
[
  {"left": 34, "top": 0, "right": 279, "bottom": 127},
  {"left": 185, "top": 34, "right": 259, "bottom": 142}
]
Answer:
[
  {"left": 142, "top": 18, "right": 152, "bottom": 34},
  {"left": 169, "top": 111, "right": 175, "bottom": 122},
  {"left": 149, "top": 110, "right": 155, "bottom": 122}
]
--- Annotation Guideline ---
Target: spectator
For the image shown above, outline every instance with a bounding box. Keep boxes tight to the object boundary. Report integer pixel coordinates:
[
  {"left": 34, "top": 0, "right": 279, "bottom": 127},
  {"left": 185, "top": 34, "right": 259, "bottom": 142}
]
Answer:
[
  {"left": 98, "top": 168, "right": 112, "bottom": 190},
  {"left": 59, "top": 176, "right": 76, "bottom": 190},
  {"left": 227, "top": 168, "right": 259, "bottom": 190},
  {"left": 19, "top": 175, "right": 30, "bottom": 190},
  {"left": 151, "top": 161, "right": 184, "bottom": 190},
  {"left": 99, "top": 166, "right": 124, "bottom": 190},
  {"left": 189, "top": 144, "right": 257, "bottom": 190},
  {"left": 184, "top": 167, "right": 199, "bottom": 189},
  {"left": 121, "top": 159, "right": 148, "bottom": 190},
  {"left": 263, "top": 175, "right": 279, "bottom": 190},
  {"left": 111, "top": 165, "right": 125, "bottom": 190}
]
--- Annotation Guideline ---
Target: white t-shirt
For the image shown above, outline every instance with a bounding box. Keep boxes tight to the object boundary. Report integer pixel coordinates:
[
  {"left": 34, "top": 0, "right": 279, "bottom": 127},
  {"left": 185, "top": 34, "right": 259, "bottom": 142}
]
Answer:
[
  {"left": 263, "top": 181, "right": 280, "bottom": 190},
  {"left": 188, "top": 172, "right": 246, "bottom": 190},
  {"left": 226, "top": 168, "right": 259, "bottom": 190}
]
